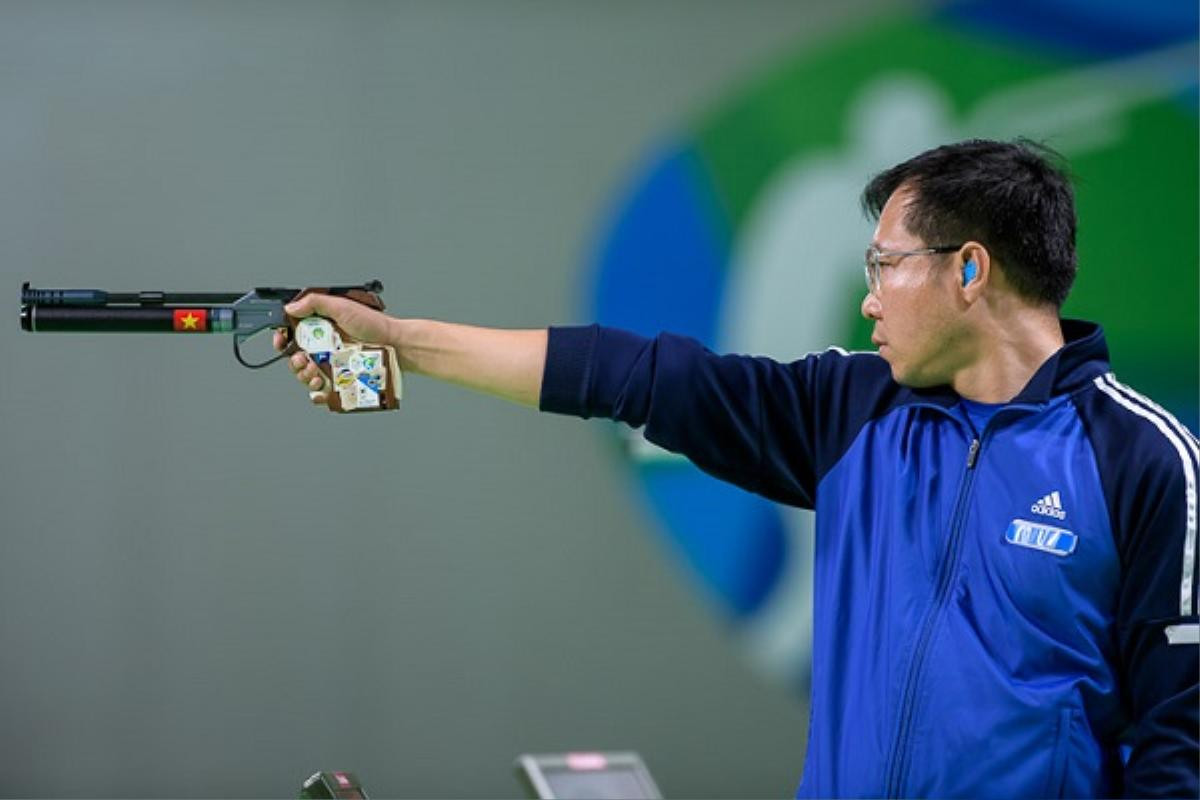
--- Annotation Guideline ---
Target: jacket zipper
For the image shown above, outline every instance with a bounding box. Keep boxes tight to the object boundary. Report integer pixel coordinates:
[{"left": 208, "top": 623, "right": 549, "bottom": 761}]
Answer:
[{"left": 883, "top": 435, "right": 981, "bottom": 797}]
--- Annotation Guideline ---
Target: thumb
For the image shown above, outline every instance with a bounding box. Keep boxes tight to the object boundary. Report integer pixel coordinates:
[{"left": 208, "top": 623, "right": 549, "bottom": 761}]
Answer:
[{"left": 286, "top": 292, "right": 340, "bottom": 318}]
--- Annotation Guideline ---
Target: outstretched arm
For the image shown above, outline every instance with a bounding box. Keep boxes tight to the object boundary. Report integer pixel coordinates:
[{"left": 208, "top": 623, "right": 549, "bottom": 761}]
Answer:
[{"left": 275, "top": 293, "right": 548, "bottom": 408}]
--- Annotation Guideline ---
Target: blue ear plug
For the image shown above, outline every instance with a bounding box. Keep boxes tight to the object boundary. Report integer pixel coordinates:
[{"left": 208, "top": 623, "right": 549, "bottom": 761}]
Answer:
[{"left": 962, "top": 260, "right": 977, "bottom": 286}]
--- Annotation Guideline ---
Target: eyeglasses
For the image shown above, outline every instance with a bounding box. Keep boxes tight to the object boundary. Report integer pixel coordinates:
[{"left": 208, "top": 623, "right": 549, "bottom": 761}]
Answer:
[{"left": 864, "top": 244, "right": 962, "bottom": 294}]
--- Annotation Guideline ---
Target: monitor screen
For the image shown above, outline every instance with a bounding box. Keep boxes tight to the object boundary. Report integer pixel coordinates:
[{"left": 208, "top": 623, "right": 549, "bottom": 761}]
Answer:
[{"left": 540, "top": 766, "right": 651, "bottom": 800}]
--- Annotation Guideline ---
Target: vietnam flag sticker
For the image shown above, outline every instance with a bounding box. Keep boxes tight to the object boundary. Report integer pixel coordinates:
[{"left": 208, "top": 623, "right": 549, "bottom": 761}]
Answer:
[{"left": 172, "top": 309, "right": 208, "bottom": 332}]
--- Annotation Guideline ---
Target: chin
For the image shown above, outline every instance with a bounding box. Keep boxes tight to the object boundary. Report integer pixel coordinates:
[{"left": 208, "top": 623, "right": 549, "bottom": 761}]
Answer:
[
  {"left": 888, "top": 359, "right": 938, "bottom": 388},
  {"left": 889, "top": 364, "right": 911, "bottom": 385},
  {"left": 881, "top": 354, "right": 908, "bottom": 384}
]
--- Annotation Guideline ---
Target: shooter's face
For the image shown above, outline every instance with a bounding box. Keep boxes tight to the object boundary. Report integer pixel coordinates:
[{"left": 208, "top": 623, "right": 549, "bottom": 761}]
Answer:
[{"left": 861, "top": 187, "right": 965, "bottom": 388}]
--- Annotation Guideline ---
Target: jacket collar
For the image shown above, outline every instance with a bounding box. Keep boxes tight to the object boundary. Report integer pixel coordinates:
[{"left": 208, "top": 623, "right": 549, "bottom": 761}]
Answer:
[{"left": 896, "top": 318, "right": 1111, "bottom": 409}]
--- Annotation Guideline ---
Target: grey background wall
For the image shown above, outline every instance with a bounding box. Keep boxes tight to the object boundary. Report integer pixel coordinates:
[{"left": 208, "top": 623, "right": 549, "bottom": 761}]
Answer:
[{"left": 0, "top": 1, "right": 902, "bottom": 796}]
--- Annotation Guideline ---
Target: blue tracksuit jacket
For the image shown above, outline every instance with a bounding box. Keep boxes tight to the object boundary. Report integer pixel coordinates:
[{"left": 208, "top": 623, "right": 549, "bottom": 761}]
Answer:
[{"left": 539, "top": 319, "right": 1199, "bottom": 799}]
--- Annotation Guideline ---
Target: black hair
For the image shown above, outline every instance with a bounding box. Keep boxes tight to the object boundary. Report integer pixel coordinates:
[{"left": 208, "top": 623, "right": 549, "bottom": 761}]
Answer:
[{"left": 861, "top": 139, "right": 1077, "bottom": 307}]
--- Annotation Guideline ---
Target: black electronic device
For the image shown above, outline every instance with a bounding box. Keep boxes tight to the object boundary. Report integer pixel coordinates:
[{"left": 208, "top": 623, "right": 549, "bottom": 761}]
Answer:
[
  {"left": 514, "top": 751, "right": 662, "bottom": 800},
  {"left": 299, "top": 770, "right": 368, "bottom": 799}
]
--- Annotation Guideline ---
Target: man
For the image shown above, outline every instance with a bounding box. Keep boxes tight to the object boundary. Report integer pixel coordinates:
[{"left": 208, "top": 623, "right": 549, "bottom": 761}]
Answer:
[{"left": 278, "top": 140, "right": 1198, "bottom": 797}]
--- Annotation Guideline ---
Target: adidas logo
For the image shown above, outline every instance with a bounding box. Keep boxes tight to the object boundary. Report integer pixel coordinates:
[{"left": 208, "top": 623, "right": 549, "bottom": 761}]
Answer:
[{"left": 1031, "top": 491, "right": 1067, "bottom": 520}]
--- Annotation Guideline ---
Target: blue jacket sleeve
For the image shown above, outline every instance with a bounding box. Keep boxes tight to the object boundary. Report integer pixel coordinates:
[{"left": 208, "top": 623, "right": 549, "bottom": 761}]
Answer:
[
  {"left": 1076, "top": 385, "right": 1200, "bottom": 797},
  {"left": 539, "top": 324, "right": 895, "bottom": 509}
]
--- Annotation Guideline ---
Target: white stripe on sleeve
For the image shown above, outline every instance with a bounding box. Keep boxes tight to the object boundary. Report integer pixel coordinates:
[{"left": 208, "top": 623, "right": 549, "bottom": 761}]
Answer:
[{"left": 1095, "top": 374, "right": 1198, "bottom": 617}]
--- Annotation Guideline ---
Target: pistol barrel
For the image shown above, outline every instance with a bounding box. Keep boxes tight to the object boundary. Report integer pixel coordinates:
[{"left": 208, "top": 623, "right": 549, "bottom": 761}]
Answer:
[{"left": 21, "top": 305, "right": 234, "bottom": 333}]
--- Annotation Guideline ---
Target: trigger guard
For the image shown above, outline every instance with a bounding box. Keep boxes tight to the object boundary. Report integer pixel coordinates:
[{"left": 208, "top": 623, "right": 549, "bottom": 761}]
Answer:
[{"left": 235, "top": 331, "right": 294, "bottom": 369}]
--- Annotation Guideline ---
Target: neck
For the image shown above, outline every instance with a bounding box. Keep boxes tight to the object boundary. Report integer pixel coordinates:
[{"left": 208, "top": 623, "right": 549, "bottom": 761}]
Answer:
[{"left": 951, "top": 309, "right": 1064, "bottom": 403}]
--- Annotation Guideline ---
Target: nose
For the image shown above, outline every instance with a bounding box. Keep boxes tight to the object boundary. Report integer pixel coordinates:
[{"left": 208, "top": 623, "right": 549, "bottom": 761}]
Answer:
[{"left": 861, "top": 290, "right": 882, "bottom": 321}]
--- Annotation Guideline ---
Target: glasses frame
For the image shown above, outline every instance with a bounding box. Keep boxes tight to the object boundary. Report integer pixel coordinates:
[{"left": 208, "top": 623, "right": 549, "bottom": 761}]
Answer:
[{"left": 864, "top": 244, "right": 963, "bottom": 294}]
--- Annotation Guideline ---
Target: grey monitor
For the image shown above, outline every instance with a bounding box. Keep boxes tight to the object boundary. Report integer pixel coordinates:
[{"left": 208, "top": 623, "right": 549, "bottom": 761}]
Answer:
[{"left": 514, "top": 751, "right": 663, "bottom": 800}]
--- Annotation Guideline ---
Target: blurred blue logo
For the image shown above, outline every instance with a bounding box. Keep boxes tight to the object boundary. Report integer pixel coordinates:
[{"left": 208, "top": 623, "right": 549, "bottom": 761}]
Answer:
[{"left": 585, "top": 0, "right": 1197, "bottom": 689}]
